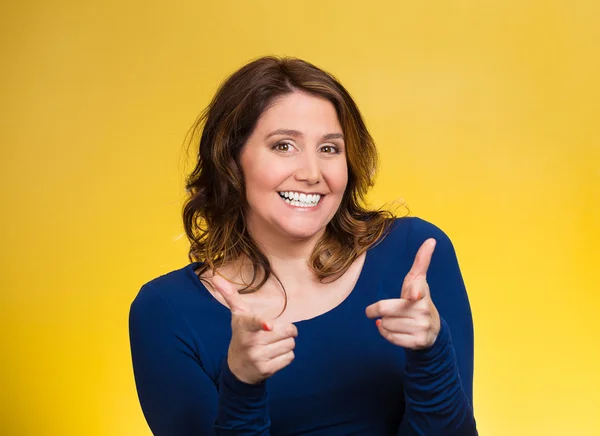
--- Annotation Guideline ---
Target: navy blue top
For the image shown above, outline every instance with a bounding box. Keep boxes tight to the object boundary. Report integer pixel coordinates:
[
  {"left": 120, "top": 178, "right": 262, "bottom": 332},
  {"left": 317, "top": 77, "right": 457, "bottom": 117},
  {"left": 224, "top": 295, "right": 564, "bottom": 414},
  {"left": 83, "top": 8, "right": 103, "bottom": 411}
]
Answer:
[{"left": 129, "top": 217, "right": 477, "bottom": 435}]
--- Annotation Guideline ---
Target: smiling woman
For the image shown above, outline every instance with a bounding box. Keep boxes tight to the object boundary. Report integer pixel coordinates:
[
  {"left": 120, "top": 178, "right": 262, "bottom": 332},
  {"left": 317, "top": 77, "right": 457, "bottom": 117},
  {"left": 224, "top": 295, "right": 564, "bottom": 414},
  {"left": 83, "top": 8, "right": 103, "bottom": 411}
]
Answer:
[
  {"left": 182, "top": 57, "right": 393, "bottom": 289},
  {"left": 129, "top": 56, "right": 478, "bottom": 435}
]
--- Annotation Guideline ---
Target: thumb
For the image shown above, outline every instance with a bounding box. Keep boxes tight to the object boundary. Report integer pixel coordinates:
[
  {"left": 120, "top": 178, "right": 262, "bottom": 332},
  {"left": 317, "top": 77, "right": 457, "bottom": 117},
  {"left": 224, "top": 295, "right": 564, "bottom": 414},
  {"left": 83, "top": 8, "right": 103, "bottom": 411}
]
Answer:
[
  {"left": 401, "top": 279, "right": 426, "bottom": 301},
  {"left": 211, "top": 275, "right": 248, "bottom": 315}
]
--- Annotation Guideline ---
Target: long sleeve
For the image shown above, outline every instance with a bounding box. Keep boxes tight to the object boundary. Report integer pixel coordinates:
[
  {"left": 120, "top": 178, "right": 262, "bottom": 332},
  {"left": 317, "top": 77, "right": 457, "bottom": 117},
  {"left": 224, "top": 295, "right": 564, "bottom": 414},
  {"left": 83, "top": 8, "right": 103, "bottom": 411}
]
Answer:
[
  {"left": 396, "top": 218, "right": 478, "bottom": 435},
  {"left": 129, "top": 283, "right": 271, "bottom": 435},
  {"left": 216, "top": 360, "right": 271, "bottom": 435}
]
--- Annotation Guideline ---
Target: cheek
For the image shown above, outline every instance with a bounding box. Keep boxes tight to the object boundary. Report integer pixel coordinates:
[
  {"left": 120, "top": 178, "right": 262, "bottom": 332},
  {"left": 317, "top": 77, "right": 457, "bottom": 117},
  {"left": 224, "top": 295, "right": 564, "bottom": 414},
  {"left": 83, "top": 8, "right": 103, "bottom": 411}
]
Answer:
[
  {"left": 242, "top": 152, "right": 268, "bottom": 187},
  {"left": 244, "top": 157, "right": 287, "bottom": 195},
  {"left": 328, "top": 161, "right": 349, "bottom": 193}
]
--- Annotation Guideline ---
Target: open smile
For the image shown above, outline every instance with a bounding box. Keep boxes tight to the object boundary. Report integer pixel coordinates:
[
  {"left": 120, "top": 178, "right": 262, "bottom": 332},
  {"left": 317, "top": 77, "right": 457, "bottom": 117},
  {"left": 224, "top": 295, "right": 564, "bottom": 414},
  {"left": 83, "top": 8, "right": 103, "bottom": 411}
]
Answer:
[{"left": 278, "top": 191, "right": 323, "bottom": 208}]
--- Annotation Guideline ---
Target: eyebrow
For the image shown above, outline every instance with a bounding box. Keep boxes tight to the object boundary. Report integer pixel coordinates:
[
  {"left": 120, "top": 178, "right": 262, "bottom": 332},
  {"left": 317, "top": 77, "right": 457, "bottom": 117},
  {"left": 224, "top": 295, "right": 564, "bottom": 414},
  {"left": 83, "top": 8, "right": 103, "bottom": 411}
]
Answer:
[{"left": 264, "top": 129, "right": 344, "bottom": 141}]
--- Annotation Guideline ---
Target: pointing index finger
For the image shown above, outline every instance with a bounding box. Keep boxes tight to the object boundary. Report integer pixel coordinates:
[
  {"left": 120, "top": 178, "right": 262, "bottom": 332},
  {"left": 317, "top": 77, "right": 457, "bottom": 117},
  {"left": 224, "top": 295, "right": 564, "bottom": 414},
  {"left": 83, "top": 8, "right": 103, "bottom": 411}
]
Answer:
[
  {"left": 407, "top": 238, "right": 436, "bottom": 281},
  {"left": 211, "top": 274, "right": 248, "bottom": 314},
  {"left": 210, "top": 275, "right": 273, "bottom": 331}
]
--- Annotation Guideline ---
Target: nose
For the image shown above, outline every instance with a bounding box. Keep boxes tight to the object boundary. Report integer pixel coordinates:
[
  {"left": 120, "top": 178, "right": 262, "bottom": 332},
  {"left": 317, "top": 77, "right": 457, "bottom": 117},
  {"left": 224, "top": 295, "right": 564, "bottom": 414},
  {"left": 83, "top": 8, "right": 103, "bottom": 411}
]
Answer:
[{"left": 294, "top": 150, "right": 321, "bottom": 185}]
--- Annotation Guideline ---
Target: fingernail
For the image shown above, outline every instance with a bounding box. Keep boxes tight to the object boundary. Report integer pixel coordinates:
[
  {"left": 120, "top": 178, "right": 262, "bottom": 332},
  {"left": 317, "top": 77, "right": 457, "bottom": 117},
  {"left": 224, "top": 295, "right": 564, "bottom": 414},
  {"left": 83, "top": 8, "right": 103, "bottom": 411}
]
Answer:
[
  {"left": 375, "top": 319, "right": 382, "bottom": 327},
  {"left": 262, "top": 322, "right": 272, "bottom": 331}
]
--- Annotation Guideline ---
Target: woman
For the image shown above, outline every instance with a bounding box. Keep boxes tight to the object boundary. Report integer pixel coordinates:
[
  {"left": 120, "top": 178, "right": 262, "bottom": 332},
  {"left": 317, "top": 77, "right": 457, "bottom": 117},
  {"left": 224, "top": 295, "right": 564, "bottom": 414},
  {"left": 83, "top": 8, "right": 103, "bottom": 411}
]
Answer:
[{"left": 129, "top": 56, "right": 477, "bottom": 435}]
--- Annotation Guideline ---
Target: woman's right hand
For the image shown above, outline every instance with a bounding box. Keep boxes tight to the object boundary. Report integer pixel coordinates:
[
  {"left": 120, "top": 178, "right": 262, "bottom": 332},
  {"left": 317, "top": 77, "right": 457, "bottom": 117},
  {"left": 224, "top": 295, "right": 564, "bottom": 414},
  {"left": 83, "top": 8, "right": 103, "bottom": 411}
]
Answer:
[{"left": 211, "top": 275, "right": 297, "bottom": 385}]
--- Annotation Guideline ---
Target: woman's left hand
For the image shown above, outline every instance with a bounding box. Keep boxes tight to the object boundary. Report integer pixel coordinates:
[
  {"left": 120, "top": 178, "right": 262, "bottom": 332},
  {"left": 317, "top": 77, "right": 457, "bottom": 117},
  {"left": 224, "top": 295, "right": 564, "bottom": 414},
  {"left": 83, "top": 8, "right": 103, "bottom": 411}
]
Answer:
[{"left": 366, "top": 238, "right": 441, "bottom": 350}]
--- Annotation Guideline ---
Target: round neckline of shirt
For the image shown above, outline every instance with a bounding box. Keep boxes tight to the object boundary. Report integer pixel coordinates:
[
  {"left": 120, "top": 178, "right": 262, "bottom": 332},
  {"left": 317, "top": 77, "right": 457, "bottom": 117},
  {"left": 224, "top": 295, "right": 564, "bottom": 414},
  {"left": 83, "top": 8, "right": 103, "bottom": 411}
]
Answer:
[{"left": 184, "top": 251, "right": 373, "bottom": 326}]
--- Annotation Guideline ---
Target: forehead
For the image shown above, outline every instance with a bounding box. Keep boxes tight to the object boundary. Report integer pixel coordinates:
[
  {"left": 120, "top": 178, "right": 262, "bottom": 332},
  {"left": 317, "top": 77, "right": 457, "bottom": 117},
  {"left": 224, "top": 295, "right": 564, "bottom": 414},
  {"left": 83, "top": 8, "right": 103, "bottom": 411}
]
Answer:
[{"left": 255, "top": 91, "right": 342, "bottom": 133}]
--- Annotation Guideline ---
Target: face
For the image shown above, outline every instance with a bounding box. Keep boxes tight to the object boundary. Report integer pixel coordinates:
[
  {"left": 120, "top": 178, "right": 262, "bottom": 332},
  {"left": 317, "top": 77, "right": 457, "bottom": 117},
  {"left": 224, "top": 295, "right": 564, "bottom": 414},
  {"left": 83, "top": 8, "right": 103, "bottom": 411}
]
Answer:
[{"left": 239, "top": 91, "right": 348, "bottom": 243}]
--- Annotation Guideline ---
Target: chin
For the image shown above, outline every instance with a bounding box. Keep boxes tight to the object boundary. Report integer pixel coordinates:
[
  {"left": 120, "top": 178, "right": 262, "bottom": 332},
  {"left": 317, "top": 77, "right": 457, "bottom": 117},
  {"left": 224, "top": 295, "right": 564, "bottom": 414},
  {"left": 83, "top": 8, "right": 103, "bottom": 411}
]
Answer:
[{"left": 276, "top": 219, "right": 328, "bottom": 241}]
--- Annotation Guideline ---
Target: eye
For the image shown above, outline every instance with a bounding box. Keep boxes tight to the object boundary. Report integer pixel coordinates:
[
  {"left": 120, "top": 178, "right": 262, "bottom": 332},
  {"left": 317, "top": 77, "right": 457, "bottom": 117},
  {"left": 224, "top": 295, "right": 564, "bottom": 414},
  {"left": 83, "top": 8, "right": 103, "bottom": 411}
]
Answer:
[
  {"left": 272, "top": 141, "right": 294, "bottom": 152},
  {"left": 319, "top": 144, "right": 341, "bottom": 154}
]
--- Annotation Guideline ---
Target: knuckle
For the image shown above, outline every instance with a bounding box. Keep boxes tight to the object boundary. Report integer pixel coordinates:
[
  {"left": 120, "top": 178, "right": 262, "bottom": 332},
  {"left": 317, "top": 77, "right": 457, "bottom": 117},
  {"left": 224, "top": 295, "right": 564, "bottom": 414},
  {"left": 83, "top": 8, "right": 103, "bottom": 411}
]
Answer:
[
  {"left": 257, "top": 363, "right": 271, "bottom": 378},
  {"left": 416, "top": 318, "right": 430, "bottom": 330},
  {"left": 417, "top": 305, "right": 431, "bottom": 316},
  {"left": 371, "top": 301, "right": 382, "bottom": 313},
  {"left": 382, "top": 329, "right": 393, "bottom": 341},
  {"left": 378, "top": 304, "right": 390, "bottom": 318}
]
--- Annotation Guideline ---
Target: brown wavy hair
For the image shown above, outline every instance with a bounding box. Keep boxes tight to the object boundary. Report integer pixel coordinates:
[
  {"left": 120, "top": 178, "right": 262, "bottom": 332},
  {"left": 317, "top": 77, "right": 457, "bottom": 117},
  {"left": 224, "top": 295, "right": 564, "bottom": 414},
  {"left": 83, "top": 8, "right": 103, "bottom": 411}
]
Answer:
[{"left": 183, "top": 56, "right": 395, "bottom": 293}]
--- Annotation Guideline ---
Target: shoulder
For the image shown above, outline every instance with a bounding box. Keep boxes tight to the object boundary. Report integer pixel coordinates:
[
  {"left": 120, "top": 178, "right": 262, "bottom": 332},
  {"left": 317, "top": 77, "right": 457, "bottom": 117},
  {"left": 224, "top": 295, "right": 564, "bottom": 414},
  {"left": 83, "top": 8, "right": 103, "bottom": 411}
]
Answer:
[
  {"left": 130, "top": 263, "right": 209, "bottom": 321},
  {"left": 369, "top": 216, "right": 461, "bottom": 284},
  {"left": 143, "top": 263, "right": 201, "bottom": 293},
  {"left": 377, "top": 216, "right": 455, "bottom": 256}
]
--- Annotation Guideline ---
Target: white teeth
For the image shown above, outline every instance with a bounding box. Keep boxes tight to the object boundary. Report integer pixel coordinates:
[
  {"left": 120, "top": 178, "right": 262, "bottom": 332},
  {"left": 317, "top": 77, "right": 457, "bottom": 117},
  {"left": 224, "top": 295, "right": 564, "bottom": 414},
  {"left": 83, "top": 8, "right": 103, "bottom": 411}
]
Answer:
[{"left": 278, "top": 191, "right": 322, "bottom": 207}]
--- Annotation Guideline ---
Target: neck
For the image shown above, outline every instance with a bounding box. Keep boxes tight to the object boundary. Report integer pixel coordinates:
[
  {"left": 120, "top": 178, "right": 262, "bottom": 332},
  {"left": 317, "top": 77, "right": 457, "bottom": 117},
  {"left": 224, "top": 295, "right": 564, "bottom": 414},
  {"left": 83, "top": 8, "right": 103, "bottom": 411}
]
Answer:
[{"left": 244, "top": 219, "right": 325, "bottom": 288}]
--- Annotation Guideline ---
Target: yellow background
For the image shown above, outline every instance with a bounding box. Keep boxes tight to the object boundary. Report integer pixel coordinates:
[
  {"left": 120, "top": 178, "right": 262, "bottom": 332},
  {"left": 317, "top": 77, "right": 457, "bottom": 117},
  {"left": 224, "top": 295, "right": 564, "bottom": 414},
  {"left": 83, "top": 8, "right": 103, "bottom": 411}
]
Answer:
[{"left": 2, "top": 1, "right": 598, "bottom": 435}]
